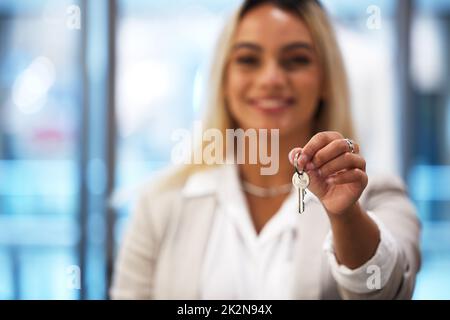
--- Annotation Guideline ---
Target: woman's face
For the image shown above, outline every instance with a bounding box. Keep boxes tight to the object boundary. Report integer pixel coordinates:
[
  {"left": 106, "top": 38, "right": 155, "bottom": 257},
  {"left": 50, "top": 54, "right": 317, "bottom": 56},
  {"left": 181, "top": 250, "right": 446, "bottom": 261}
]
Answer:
[{"left": 225, "top": 4, "right": 323, "bottom": 136}]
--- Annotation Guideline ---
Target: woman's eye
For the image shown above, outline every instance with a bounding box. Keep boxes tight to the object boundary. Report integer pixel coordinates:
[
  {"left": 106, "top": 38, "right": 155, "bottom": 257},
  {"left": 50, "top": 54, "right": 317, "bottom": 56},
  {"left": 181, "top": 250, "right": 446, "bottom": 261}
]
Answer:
[
  {"left": 235, "top": 56, "right": 259, "bottom": 66},
  {"left": 283, "top": 56, "right": 311, "bottom": 68}
]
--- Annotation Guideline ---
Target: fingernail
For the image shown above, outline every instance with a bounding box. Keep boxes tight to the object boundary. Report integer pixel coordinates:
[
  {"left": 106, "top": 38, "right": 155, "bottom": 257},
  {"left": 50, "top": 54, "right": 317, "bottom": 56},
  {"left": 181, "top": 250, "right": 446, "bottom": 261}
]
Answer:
[
  {"left": 289, "top": 149, "right": 301, "bottom": 164},
  {"left": 288, "top": 150, "right": 294, "bottom": 162}
]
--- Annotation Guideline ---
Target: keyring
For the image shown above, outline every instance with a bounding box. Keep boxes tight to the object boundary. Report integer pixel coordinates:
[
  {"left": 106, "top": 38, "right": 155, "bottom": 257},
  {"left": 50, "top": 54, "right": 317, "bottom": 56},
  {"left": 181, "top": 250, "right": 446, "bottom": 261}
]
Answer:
[{"left": 294, "top": 152, "right": 302, "bottom": 175}]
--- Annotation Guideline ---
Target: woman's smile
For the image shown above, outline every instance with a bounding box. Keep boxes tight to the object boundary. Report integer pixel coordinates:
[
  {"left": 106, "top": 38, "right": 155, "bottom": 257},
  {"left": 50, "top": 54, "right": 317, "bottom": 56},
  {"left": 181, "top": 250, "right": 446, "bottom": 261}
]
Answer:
[{"left": 247, "top": 96, "right": 296, "bottom": 114}]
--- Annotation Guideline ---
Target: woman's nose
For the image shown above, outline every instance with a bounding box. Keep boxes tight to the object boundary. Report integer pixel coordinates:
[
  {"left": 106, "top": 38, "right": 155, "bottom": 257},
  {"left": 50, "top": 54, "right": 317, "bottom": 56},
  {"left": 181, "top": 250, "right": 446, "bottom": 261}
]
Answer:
[{"left": 257, "top": 61, "right": 288, "bottom": 90}]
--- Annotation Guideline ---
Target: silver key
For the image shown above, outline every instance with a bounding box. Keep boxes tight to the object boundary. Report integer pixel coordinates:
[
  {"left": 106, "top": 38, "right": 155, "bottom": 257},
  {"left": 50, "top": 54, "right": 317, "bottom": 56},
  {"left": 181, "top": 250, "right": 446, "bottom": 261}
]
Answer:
[
  {"left": 292, "top": 152, "right": 310, "bottom": 213},
  {"left": 292, "top": 171, "right": 310, "bottom": 213}
]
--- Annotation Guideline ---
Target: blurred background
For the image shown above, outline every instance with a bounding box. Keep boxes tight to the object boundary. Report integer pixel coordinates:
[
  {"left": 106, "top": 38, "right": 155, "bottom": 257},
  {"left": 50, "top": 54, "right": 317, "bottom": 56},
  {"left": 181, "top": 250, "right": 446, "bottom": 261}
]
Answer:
[{"left": 0, "top": 0, "right": 449, "bottom": 299}]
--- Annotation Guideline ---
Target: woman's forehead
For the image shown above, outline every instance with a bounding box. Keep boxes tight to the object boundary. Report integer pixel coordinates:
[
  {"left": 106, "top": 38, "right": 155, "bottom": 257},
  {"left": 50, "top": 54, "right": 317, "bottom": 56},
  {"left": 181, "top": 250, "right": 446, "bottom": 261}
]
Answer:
[{"left": 234, "top": 4, "right": 314, "bottom": 48}]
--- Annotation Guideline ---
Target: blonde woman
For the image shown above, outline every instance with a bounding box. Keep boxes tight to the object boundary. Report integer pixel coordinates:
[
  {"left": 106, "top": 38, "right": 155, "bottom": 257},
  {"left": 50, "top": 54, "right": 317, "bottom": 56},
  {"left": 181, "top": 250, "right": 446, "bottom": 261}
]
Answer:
[{"left": 111, "top": 0, "right": 420, "bottom": 299}]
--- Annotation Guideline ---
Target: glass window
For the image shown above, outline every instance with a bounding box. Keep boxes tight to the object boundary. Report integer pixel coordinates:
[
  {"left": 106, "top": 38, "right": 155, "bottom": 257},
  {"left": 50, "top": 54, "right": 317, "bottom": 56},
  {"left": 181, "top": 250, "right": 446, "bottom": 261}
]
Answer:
[
  {"left": 407, "top": 0, "right": 450, "bottom": 300},
  {"left": 0, "top": 0, "right": 82, "bottom": 299}
]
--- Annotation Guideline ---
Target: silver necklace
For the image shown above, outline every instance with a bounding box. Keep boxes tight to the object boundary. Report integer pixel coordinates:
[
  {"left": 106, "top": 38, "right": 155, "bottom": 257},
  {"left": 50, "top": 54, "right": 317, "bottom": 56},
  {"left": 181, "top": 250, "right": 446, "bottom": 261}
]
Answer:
[{"left": 241, "top": 181, "right": 292, "bottom": 198}]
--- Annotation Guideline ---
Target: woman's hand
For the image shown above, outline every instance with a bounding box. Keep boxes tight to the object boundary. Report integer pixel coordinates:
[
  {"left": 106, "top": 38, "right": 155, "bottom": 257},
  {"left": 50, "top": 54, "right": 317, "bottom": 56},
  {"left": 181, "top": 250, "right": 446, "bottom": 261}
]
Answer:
[{"left": 289, "top": 131, "right": 368, "bottom": 218}]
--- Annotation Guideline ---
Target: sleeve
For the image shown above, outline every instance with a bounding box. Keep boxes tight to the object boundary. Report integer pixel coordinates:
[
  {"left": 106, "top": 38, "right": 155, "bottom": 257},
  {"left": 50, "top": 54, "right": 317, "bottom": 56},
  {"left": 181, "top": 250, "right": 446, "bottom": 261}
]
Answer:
[
  {"left": 323, "top": 211, "right": 399, "bottom": 294},
  {"left": 325, "top": 175, "right": 421, "bottom": 300},
  {"left": 109, "top": 191, "right": 159, "bottom": 300}
]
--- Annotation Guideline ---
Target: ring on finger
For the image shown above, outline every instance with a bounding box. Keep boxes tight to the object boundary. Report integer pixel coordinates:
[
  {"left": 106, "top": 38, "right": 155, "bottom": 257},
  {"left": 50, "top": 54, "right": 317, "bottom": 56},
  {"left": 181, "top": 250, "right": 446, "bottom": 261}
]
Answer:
[{"left": 344, "top": 138, "right": 355, "bottom": 154}]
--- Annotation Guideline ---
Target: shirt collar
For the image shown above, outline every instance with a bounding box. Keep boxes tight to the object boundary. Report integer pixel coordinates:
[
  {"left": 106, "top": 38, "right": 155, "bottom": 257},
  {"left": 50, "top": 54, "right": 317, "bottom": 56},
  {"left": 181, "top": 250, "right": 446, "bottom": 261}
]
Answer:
[
  {"left": 181, "top": 164, "right": 317, "bottom": 245},
  {"left": 219, "top": 164, "right": 301, "bottom": 245},
  {"left": 181, "top": 166, "right": 221, "bottom": 198},
  {"left": 181, "top": 164, "right": 315, "bottom": 203}
]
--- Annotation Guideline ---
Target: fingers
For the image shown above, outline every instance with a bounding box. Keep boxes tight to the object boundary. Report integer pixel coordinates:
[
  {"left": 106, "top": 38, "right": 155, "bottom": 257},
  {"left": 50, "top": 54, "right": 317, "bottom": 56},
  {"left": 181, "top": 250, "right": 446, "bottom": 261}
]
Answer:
[
  {"left": 326, "top": 168, "right": 368, "bottom": 187},
  {"left": 311, "top": 138, "right": 360, "bottom": 169},
  {"left": 297, "top": 131, "right": 343, "bottom": 171},
  {"left": 289, "top": 132, "right": 362, "bottom": 178},
  {"left": 318, "top": 152, "right": 366, "bottom": 178}
]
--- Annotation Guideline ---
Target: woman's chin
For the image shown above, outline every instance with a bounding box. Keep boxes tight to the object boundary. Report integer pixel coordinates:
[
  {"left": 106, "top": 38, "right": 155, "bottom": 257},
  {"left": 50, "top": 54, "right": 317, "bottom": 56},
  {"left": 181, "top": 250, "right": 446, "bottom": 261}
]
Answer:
[
  {"left": 231, "top": 110, "right": 302, "bottom": 133},
  {"left": 241, "top": 120, "right": 297, "bottom": 134}
]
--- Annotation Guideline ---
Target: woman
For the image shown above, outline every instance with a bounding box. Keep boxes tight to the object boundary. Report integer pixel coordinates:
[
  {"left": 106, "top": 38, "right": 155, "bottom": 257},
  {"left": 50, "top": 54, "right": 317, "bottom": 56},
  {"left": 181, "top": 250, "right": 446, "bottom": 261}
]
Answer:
[{"left": 111, "top": 0, "right": 421, "bottom": 299}]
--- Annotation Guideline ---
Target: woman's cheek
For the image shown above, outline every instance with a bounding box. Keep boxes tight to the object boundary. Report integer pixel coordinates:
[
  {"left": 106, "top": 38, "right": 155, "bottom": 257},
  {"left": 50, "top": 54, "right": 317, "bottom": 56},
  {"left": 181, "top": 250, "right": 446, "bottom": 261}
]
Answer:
[
  {"left": 293, "top": 74, "right": 321, "bottom": 101},
  {"left": 230, "top": 76, "right": 251, "bottom": 109}
]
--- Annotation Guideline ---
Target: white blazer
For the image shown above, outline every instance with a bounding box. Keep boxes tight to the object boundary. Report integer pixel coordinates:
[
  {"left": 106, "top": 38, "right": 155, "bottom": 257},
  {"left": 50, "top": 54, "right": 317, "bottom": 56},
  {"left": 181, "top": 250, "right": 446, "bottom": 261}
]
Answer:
[{"left": 110, "top": 165, "right": 421, "bottom": 299}]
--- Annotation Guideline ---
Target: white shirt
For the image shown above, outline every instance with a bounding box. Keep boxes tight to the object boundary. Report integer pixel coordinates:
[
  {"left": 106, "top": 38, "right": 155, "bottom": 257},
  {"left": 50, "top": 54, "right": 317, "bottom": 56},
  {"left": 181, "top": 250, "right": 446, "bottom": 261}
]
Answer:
[{"left": 199, "top": 164, "right": 399, "bottom": 299}]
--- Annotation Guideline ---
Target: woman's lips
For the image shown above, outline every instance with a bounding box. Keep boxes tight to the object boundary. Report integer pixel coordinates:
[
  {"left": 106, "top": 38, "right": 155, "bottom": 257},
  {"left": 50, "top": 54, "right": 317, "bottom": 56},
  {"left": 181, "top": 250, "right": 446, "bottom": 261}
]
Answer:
[{"left": 248, "top": 98, "right": 295, "bottom": 113}]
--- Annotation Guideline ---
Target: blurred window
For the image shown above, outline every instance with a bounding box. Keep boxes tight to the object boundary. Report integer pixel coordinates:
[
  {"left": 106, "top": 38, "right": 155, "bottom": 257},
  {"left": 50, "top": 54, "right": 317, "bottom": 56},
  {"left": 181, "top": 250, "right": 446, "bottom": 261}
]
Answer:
[{"left": 0, "top": 0, "right": 82, "bottom": 299}]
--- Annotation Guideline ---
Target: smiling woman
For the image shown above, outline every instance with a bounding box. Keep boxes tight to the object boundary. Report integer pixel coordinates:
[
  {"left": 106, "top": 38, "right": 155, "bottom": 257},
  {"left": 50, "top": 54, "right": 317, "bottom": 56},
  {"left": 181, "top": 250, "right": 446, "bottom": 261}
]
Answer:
[{"left": 111, "top": 0, "right": 420, "bottom": 300}]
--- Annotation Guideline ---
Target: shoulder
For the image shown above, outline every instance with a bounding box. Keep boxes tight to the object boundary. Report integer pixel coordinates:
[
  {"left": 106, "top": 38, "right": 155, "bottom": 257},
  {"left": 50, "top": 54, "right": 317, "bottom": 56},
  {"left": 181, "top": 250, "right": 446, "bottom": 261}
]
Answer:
[
  {"left": 359, "top": 172, "right": 416, "bottom": 215},
  {"left": 128, "top": 165, "right": 223, "bottom": 241},
  {"left": 361, "top": 173, "right": 409, "bottom": 199},
  {"left": 134, "top": 165, "right": 223, "bottom": 217},
  {"left": 137, "top": 164, "right": 223, "bottom": 201}
]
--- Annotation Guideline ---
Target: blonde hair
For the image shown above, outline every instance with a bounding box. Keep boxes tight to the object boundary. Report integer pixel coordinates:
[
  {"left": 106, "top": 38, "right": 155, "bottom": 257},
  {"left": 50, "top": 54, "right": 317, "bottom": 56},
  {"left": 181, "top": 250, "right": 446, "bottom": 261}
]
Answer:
[{"left": 156, "top": 0, "right": 355, "bottom": 191}]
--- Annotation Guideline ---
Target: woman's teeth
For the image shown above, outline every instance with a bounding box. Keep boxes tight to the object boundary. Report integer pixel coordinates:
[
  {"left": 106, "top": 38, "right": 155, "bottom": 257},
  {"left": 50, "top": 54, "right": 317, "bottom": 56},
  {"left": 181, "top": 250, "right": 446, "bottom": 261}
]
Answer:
[{"left": 255, "top": 99, "right": 290, "bottom": 109}]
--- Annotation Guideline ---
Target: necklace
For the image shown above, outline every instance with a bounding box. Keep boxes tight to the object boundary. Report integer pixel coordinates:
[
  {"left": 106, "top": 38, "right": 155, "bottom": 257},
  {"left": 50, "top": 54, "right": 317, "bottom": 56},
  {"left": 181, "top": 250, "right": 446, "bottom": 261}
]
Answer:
[{"left": 241, "top": 181, "right": 292, "bottom": 198}]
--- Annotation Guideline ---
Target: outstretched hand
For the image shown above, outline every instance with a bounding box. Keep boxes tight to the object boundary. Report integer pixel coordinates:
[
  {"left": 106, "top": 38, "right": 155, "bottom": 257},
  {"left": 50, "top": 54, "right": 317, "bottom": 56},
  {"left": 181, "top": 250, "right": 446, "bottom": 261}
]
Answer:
[{"left": 289, "top": 131, "right": 368, "bottom": 217}]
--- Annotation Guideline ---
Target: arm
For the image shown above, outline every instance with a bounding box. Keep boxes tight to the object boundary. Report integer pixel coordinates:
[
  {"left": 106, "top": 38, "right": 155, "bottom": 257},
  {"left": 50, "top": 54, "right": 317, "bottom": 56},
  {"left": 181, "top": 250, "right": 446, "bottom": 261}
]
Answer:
[
  {"left": 322, "top": 176, "right": 421, "bottom": 299},
  {"left": 328, "top": 202, "right": 380, "bottom": 270},
  {"left": 110, "top": 192, "right": 158, "bottom": 300},
  {"left": 332, "top": 176, "right": 421, "bottom": 299},
  {"left": 290, "top": 132, "right": 421, "bottom": 299}
]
